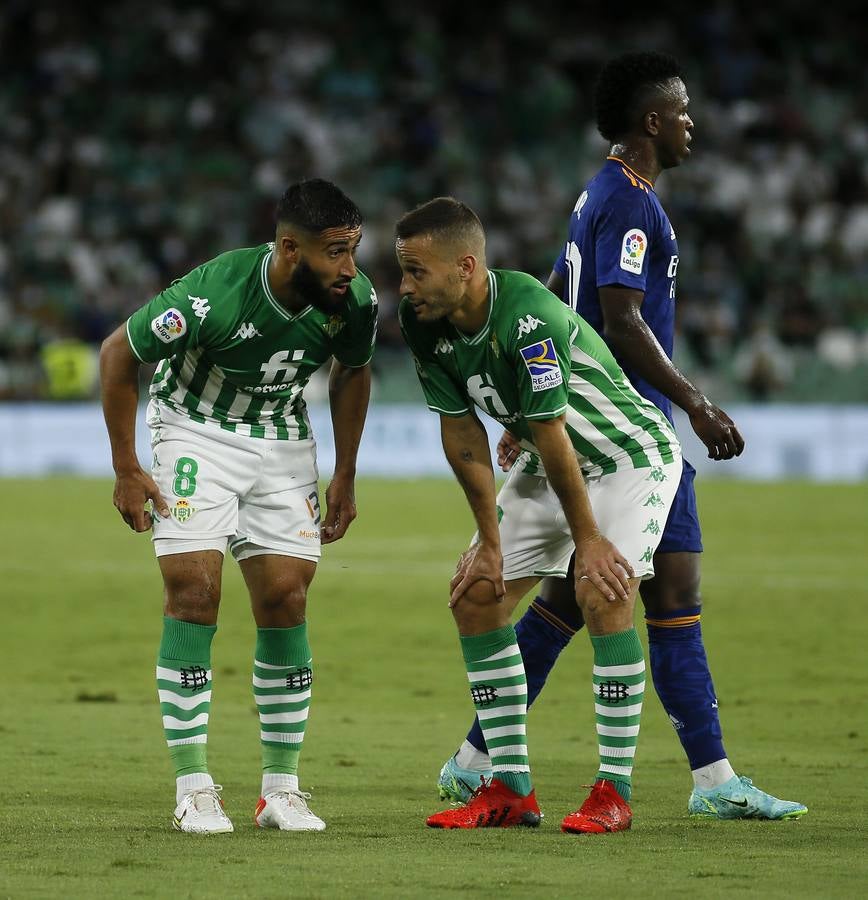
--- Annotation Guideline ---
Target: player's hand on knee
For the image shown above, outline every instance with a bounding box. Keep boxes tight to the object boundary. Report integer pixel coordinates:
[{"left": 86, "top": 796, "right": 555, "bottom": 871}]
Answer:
[
  {"left": 113, "top": 468, "right": 170, "bottom": 532},
  {"left": 574, "top": 534, "right": 634, "bottom": 603},
  {"left": 496, "top": 430, "right": 521, "bottom": 472},
  {"left": 449, "top": 542, "right": 506, "bottom": 608}
]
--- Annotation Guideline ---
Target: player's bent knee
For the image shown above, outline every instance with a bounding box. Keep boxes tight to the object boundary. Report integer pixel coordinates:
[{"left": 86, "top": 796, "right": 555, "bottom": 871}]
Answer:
[
  {"left": 641, "top": 554, "right": 702, "bottom": 614},
  {"left": 450, "top": 582, "right": 508, "bottom": 632},
  {"left": 163, "top": 582, "right": 221, "bottom": 623},
  {"left": 575, "top": 582, "right": 636, "bottom": 634},
  {"left": 259, "top": 583, "right": 308, "bottom": 614}
]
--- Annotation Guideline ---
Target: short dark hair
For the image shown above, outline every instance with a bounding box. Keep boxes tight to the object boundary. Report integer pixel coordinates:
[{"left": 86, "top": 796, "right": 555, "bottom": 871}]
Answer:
[
  {"left": 275, "top": 179, "right": 362, "bottom": 232},
  {"left": 594, "top": 51, "right": 684, "bottom": 142},
  {"left": 395, "top": 197, "right": 484, "bottom": 244}
]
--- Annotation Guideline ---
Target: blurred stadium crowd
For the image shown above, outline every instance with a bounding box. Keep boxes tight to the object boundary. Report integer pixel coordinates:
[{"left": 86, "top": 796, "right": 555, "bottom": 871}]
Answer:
[{"left": 1, "top": 1, "right": 866, "bottom": 402}]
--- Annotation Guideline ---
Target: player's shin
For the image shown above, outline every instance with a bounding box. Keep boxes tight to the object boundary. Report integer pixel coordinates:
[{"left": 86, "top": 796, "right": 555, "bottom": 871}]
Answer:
[
  {"left": 254, "top": 624, "right": 313, "bottom": 795},
  {"left": 645, "top": 607, "right": 732, "bottom": 785},
  {"left": 591, "top": 628, "right": 646, "bottom": 801},
  {"left": 460, "top": 625, "right": 532, "bottom": 796},
  {"left": 156, "top": 616, "right": 217, "bottom": 801},
  {"left": 464, "top": 595, "right": 580, "bottom": 756}
]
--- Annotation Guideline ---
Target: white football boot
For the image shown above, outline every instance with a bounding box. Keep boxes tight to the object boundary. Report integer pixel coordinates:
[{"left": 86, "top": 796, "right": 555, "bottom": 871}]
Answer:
[
  {"left": 172, "top": 785, "right": 234, "bottom": 834},
  {"left": 254, "top": 789, "right": 326, "bottom": 831}
]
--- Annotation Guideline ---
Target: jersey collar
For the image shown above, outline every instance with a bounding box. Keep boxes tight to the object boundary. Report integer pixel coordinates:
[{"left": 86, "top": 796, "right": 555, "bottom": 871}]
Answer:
[
  {"left": 453, "top": 269, "right": 498, "bottom": 346},
  {"left": 260, "top": 246, "right": 314, "bottom": 322},
  {"left": 607, "top": 156, "right": 655, "bottom": 192}
]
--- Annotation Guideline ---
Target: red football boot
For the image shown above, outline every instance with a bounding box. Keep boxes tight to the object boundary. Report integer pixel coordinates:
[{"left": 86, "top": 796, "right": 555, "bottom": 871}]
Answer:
[
  {"left": 561, "top": 779, "right": 632, "bottom": 834},
  {"left": 426, "top": 777, "right": 541, "bottom": 829}
]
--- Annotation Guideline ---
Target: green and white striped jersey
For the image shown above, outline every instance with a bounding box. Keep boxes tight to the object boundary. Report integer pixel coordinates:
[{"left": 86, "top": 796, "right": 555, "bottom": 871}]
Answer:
[
  {"left": 399, "top": 268, "right": 678, "bottom": 476},
  {"left": 126, "top": 243, "right": 377, "bottom": 439}
]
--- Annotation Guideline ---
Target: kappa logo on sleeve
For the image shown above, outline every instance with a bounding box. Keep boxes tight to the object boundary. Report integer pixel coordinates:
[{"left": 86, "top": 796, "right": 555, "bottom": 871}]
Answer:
[
  {"left": 519, "top": 337, "right": 563, "bottom": 392},
  {"left": 620, "top": 228, "right": 648, "bottom": 274},
  {"left": 151, "top": 308, "right": 187, "bottom": 343}
]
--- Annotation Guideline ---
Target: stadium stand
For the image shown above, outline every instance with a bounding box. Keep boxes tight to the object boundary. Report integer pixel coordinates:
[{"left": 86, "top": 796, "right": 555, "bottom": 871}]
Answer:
[{"left": 1, "top": 1, "right": 866, "bottom": 401}]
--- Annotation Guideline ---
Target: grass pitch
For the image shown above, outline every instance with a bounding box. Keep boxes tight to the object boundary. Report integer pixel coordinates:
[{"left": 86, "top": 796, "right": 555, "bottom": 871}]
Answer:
[{"left": 1, "top": 477, "right": 866, "bottom": 899}]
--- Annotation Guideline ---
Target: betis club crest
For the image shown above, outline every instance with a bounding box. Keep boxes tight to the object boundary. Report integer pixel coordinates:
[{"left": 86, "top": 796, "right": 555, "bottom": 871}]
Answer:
[
  {"left": 322, "top": 314, "right": 345, "bottom": 337},
  {"left": 171, "top": 499, "right": 196, "bottom": 524}
]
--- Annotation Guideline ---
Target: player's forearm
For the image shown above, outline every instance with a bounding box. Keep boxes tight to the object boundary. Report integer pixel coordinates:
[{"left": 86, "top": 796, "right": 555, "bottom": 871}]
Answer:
[
  {"left": 99, "top": 327, "right": 143, "bottom": 473},
  {"left": 441, "top": 415, "right": 501, "bottom": 547},
  {"left": 530, "top": 417, "right": 600, "bottom": 544},
  {"left": 605, "top": 316, "right": 705, "bottom": 413},
  {"left": 328, "top": 361, "right": 371, "bottom": 478}
]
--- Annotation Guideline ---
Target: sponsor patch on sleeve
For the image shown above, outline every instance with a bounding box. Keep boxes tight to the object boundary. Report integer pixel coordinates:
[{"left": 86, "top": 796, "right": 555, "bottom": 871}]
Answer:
[
  {"left": 619, "top": 228, "right": 648, "bottom": 274},
  {"left": 151, "top": 308, "right": 187, "bottom": 343},
  {"left": 519, "top": 337, "right": 563, "bottom": 392}
]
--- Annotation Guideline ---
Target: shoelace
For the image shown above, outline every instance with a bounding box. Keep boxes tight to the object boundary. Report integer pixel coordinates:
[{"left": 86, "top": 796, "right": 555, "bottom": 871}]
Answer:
[
  {"left": 270, "top": 789, "right": 316, "bottom": 815},
  {"left": 190, "top": 784, "right": 225, "bottom": 814},
  {"left": 465, "top": 776, "right": 494, "bottom": 804}
]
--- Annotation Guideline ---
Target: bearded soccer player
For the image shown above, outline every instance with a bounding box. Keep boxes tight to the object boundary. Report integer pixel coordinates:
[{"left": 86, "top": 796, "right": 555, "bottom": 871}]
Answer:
[
  {"left": 438, "top": 52, "right": 807, "bottom": 821},
  {"left": 100, "top": 179, "right": 377, "bottom": 834},
  {"left": 398, "top": 197, "right": 683, "bottom": 833}
]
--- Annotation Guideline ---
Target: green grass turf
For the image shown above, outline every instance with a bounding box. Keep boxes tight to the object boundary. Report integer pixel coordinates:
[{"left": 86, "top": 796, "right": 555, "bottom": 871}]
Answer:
[{"left": 1, "top": 478, "right": 866, "bottom": 899}]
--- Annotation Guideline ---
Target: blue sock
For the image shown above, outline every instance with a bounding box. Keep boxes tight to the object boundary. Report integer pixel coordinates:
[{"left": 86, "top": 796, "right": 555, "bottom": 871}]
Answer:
[
  {"left": 645, "top": 606, "right": 727, "bottom": 769},
  {"left": 466, "top": 596, "right": 581, "bottom": 754}
]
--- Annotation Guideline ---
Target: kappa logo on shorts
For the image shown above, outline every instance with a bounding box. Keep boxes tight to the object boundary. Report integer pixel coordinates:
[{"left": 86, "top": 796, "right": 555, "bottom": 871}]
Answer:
[
  {"left": 171, "top": 499, "right": 196, "bottom": 523},
  {"left": 620, "top": 228, "right": 648, "bottom": 274},
  {"left": 519, "top": 337, "right": 563, "bottom": 392},
  {"left": 151, "top": 308, "right": 187, "bottom": 343}
]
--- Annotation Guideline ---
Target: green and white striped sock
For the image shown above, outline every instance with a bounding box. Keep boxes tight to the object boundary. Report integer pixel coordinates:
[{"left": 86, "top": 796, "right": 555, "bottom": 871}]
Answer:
[
  {"left": 591, "top": 628, "right": 646, "bottom": 801},
  {"left": 254, "top": 624, "right": 312, "bottom": 795},
  {"left": 156, "top": 616, "right": 216, "bottom": 799},
  {"left": 460, "top": 625, "right": 532, "bottom": 797}
]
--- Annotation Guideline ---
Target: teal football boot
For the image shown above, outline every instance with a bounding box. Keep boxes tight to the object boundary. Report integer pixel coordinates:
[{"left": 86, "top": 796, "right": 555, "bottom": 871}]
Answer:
[
  {"left": 689, "top": 775, "right": 807, "bottom": 820},
  {"left": 437, "top": 755, "right": 490, "bottom": 803}
]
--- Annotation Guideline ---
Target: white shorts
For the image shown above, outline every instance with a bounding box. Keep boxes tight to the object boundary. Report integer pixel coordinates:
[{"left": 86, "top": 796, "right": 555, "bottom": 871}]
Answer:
[
  {"left": 147, "top": 407, "right": 322, "bottom": 562},
  {"left": 491, "top": 452, "right": 683, "bottom": 582}
]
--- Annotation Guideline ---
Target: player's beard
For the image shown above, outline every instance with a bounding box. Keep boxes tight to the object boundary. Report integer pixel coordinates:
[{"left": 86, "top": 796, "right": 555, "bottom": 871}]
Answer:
[{"left": 289, "top": 259, "right": 346, "bottom": 314}]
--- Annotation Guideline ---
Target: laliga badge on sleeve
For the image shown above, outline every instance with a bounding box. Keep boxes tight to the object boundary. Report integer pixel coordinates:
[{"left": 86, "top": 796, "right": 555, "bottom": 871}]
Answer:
[
  {"left": 151, "top": 308, "right": 188, "bottom": 343},
  {"left": 620, "top": 228, "right": 648, "bottom": 274}
]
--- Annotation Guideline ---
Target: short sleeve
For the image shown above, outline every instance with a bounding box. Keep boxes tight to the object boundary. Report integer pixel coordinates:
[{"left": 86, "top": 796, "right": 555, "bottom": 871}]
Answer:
[
  {"left": 552, "top": 240, "right": 567, "bottom": 278},
  {"left": 332, "top": 281, "right": 378, "bottom": 368},
  {"left": 510, "top": 309, "right": 572, "bottom": 421},
  {"left": 595, "top": 189, "right": 655, "bottom": 292},
  {"left": 126, "top": 269, "right": 209, "bottom": 363},
  {"left": 398, "top": 302, "right": 470, "bottom": 417}
]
